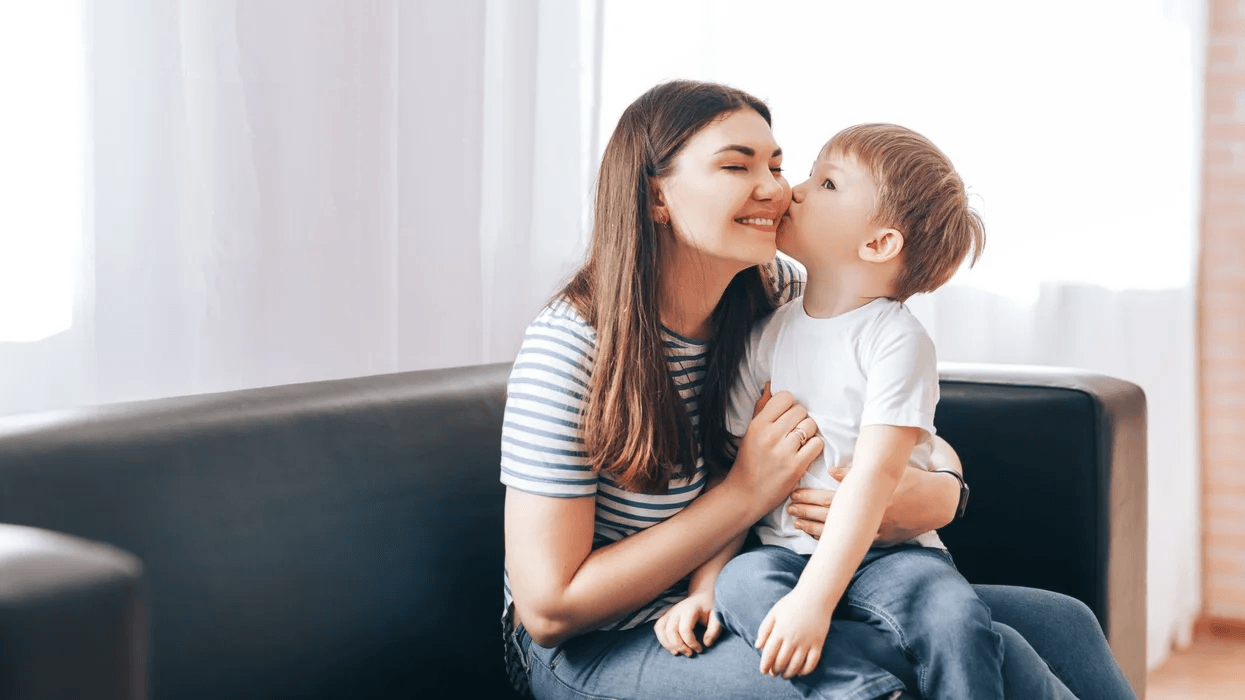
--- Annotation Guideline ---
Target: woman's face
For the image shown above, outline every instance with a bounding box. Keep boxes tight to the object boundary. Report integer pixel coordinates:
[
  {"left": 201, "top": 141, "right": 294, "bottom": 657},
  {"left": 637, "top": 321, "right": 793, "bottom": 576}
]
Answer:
[{"left": 652, "top": 109, "right": 790, "bottom": 270}]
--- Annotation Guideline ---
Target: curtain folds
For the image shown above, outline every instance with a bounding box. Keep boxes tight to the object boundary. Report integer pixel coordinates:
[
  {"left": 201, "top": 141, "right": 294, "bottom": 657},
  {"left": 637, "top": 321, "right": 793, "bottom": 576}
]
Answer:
[{"left": 0, "top": 0, "right": 596, "bottom": 416}]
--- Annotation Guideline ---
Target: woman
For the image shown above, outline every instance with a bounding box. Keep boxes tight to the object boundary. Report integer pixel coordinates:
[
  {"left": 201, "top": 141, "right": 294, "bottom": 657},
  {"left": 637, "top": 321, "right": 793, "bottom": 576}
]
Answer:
[{"left": 501, "top": 80, "right": 1134, "bottom": 699}]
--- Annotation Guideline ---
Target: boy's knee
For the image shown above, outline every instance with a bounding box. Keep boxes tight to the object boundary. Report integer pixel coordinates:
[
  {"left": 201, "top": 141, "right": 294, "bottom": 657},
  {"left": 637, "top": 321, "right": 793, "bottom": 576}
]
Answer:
[{"left": 919, "top": 579, "right": 995, "bottom": 641}]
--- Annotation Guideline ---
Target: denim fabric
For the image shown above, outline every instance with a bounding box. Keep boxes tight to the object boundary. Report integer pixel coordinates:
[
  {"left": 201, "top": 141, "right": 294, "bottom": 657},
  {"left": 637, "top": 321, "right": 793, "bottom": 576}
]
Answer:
[
  {"left": 974, "top": 585, "right": 1137, "bottom": 700},
  {"left": 512, "top": 559, "right": 1134, "bottom": 699},
  {"left": 516, "top": 620, "right": 811, "bottom": 700},
  {"left": 715, "top": 544, "right": 1011, "bottom": 700}
]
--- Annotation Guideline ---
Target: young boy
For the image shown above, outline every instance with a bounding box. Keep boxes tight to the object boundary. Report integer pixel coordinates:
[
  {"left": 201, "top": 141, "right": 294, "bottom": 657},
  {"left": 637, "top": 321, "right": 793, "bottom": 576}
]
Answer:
[{"left": 655, "top": 125, "right": 1004, "bottom": 700}]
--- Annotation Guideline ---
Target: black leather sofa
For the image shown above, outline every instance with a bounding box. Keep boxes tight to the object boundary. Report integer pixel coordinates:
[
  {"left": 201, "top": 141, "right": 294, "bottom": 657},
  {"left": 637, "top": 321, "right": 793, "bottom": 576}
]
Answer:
[{"left": 0, "top": 362, "right": 1146, "bottom": 699}]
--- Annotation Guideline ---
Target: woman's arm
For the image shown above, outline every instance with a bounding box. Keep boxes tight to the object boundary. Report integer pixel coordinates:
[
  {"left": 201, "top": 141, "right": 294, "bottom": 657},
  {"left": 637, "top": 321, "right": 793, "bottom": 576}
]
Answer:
[
  {"left": 507, "top": 390, "right": 823, "bottom": 648},
  {"left": 787, "top": 435, "right": 961, "bottom": 544}
]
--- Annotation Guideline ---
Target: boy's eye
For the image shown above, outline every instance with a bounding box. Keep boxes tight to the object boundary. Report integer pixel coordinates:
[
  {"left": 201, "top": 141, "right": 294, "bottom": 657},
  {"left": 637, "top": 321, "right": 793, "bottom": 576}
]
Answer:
[{"left": 821, "top": 179, "right": 836, "bottom": 190}]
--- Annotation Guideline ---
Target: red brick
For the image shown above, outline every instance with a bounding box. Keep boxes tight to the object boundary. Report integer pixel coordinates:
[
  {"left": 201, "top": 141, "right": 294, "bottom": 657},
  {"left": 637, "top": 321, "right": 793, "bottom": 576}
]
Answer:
[
  {"left": 1210, "top": 1, "right": 1245, "bottom": 36},
  {"left": 1208, "top": 38, "right": 1245, "bottom": 74}
]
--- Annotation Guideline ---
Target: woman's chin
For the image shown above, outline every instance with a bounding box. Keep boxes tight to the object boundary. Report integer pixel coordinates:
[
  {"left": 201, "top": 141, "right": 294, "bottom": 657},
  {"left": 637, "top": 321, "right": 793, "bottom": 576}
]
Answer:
[{"left": 749, "top": 241, "right": 779, "bottom": 266}]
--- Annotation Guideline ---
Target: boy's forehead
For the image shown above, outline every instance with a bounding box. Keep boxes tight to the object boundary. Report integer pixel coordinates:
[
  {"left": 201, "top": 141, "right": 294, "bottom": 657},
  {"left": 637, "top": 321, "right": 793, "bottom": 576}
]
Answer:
[{"left": 814, "top": 146, "right": 861, "bottom": 170}]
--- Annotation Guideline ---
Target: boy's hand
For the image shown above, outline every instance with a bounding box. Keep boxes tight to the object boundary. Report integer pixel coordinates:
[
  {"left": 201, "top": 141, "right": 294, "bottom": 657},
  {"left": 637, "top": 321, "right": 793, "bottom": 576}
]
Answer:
[
  {"left": 755, "top": 589, "right": 832, "bottom": 679},
  {"left": 654, "top": 592, "right": 722, "bottom": 657}
]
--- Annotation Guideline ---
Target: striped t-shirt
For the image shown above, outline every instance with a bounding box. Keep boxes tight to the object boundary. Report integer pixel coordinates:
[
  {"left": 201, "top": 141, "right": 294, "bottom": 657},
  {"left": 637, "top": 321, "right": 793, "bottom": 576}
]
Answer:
[{"left": 500, "top": 256, "right": 804, "bottom": 632}]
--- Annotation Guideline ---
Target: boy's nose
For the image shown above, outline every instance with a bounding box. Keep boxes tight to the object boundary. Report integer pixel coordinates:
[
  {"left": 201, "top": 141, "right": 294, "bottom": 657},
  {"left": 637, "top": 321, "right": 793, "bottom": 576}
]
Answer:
[{"left": 791, "top": 180, "right": 807, "bottom": 203}]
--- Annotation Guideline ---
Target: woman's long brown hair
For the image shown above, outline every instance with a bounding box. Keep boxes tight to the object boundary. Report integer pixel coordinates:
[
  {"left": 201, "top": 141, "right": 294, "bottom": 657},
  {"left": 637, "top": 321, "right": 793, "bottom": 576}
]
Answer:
[{"left": 561, "top": 80, "right": 780, "bottom": 493}]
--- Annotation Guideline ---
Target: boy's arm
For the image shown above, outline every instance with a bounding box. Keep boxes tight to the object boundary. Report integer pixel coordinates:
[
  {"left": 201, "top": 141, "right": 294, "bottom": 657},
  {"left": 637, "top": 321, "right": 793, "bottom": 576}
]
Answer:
[
  {"left": 794, "top": 317, "right": 937, "bottom": 611},
  {"left": 754, "top": 425, "right": 920, "bottom": 677},
  {"left": 792, "top": 424, "right": 920, "bottom": 607},
  {"left": 756, "top": 316, "right": 936, "bottom": 679}
]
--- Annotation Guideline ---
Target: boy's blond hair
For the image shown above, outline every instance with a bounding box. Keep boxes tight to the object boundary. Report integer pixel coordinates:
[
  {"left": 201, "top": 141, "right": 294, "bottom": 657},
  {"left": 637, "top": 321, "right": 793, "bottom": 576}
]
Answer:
[{"left": 825, "top": 124, "right": 985, "bottom": 301}]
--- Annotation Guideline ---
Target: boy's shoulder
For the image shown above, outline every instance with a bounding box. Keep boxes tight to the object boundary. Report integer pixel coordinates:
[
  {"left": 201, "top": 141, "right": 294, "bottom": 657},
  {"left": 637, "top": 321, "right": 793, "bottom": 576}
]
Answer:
[{"left": 865, "top": 299, "right": 931, "bottom": 341}]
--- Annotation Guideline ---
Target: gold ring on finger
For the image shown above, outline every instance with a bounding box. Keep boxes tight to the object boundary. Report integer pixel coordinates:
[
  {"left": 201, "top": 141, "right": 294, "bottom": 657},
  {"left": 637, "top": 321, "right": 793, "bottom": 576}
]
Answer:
[{"left": 790, "top": 427, "right": 809, "bottom": 446}]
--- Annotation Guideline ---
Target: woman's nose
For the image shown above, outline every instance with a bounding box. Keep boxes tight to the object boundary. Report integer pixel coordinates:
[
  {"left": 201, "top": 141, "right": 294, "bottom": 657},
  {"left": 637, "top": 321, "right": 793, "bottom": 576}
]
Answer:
[{"left": 755, "top": 171, "right": 788, "bottom": 202}]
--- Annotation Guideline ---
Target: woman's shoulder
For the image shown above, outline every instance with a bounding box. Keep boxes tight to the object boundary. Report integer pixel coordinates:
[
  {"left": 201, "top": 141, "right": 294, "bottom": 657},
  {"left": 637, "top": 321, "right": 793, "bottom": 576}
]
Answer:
[
  {"left": 510, "top": 296, "right": 598, "bottom": 391},
  {"left": 525, "top": 296, "right": 599, "bottom": 350},
  {"left": 766, "top": 255, "right": 807, "bottom": 306}
]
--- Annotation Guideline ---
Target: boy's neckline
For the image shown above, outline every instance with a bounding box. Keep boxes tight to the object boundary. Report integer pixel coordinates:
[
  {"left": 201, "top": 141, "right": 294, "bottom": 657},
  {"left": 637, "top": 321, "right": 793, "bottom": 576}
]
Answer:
[{"left": 798, "top": 295, "right": 890, "bottom": 322}]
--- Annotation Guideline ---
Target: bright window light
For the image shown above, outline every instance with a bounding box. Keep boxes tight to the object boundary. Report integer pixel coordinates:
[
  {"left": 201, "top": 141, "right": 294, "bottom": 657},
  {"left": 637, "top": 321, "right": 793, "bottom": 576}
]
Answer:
[
  {"left": 0, "top": 2, "right": 85, "bottom": 342},
  {"left": 599, "top": 0, "right": 1202, "bottom": 297}
]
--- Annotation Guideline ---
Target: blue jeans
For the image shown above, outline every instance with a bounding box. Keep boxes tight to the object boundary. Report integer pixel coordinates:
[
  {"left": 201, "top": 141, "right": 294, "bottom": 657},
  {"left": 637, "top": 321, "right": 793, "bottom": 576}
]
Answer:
[
  {"left": 513, "top": 572, "right": 1136, "bottom": 699},
  {"left": 715, "top": 545, "right": 1014, "bottom": 700}
]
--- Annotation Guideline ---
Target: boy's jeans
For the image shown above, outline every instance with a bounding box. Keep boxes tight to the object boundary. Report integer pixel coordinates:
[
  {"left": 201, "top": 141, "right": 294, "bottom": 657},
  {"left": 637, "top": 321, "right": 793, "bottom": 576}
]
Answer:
[{"left": 714, "top": 544, "right": 1006, "bottom": 700}]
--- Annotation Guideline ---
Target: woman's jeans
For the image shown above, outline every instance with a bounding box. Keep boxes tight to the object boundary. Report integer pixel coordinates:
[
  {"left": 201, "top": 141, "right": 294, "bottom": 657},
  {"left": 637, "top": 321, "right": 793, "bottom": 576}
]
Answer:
[
  {"left": 713, "top": 545, "right": 1009, "bottom": 700},
  {"left": 512, "top": 576, "right": 1137, "bottom": 700}
]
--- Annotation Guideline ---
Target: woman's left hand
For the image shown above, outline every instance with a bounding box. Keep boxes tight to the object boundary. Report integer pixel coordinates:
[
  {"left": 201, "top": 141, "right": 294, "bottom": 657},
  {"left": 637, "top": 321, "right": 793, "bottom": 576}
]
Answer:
[
  {"left": 787, "top": 472, "right": 928, "bottom": 546},
  {"left": 788, "top": 457, "right": 960, "bottom": 545}
]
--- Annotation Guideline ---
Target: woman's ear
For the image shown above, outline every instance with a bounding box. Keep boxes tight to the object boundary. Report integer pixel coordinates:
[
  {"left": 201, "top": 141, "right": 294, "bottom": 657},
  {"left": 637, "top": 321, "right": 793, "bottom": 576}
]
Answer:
[
  {"left": 649, "top": 178, "right": 670, "bottom": 225},
  {"left": 859, "top": 227, "right": 903, "bottom": 263}
]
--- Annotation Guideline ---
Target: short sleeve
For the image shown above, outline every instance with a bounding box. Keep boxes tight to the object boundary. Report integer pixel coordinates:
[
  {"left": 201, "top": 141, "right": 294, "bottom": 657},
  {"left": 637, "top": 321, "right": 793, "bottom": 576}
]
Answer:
[
  {"left": 859, "top": 314, "right": 939, "bottom": 444},
  {"left": 770, "top": 255, "right": 806, "bottom": 306},
  {"left": 499, "top": 303, "right": 599, "bottom": 498}
]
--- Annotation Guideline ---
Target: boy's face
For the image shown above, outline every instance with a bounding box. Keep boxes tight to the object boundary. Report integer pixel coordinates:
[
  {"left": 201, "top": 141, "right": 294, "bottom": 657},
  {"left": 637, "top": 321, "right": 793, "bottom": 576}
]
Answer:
[{"left": 778, "top": 146, "right": 882, "bottom": 269}]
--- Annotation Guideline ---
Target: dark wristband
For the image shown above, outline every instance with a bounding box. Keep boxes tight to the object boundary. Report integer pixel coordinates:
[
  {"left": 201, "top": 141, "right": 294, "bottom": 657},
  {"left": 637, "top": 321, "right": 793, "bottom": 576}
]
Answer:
[{"left": 932, "top": 469, "right": 970, "bottom": 520}]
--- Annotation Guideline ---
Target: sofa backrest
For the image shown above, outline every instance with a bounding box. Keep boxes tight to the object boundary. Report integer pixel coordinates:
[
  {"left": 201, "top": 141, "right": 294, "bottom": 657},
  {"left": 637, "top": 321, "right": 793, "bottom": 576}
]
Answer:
[
  {"left": 0, "top": 363, "right": 517, "bottom": 700},
  {"left": 0, "top": 361, "right": 1145, "bottom": 698}
]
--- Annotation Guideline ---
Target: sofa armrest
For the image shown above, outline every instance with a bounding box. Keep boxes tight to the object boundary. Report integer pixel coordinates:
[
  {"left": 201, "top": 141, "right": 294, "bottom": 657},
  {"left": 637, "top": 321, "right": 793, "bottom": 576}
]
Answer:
[
  {"left": 0, "top": 524, "right": 146, "bottom": 700},
  {"left": 934, "top": 362, "right": 1146, "bottom": 694}
]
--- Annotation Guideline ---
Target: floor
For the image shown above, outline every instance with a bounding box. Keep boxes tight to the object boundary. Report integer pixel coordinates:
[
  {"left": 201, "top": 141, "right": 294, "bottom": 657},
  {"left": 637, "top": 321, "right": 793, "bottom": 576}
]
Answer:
[{"left": 1146, "top": 635, "right": 1245, "bottom": 699}]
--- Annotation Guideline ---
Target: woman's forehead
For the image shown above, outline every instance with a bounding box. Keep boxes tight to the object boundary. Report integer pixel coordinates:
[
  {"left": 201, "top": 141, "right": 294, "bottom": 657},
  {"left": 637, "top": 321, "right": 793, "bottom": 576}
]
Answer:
[{"left": 688, "top": 109, "right": 780, "bottom": 156}]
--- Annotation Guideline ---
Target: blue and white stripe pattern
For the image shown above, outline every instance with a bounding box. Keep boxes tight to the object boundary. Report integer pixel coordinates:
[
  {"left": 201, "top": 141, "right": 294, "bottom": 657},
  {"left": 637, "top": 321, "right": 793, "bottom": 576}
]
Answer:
[{"left": 501, "top": 257, "right": 804, "bottom": 631}]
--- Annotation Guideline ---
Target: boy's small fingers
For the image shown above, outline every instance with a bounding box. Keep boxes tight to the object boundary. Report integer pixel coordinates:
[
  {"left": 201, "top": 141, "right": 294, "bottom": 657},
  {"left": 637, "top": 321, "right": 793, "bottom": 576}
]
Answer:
[
  {"left": 783, "top": 648, "right": 806, "bottom": 680},
  {"left": 772, "top": 640, "right": 794, "bottom": 678},
  {"left": 802, "top": 647, "right": 821, "bottom": 676},
  {"left": 759, "top": 639, "right": 778, "bottom": 675},
  {"left": 755, "top": 615, "right": 774, "bottom": 650}
]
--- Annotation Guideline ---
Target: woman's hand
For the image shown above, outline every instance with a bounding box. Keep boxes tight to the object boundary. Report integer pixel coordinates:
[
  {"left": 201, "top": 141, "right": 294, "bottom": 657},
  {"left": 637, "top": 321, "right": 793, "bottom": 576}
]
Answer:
[
  {"left": 723, "top": 383, "right": 823, "bottom": 520},
  {"left": 654, "top": 592, "right": 722, "bottom": 657},
  {"left": 787, "top": 441, "right": 961, "bottom": 545}
]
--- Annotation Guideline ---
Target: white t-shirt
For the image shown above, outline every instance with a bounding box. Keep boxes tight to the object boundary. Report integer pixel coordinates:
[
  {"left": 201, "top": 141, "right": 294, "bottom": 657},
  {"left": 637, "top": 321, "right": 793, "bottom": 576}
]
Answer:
[{"left": 726, "top": 296, "right": 946, "bottom": 554}]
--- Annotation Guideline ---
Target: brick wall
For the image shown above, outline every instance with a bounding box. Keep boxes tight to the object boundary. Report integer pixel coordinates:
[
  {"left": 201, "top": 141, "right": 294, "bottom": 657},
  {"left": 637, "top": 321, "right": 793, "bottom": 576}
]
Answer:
[{"left": 1201, "top": 0, "right": 1245, "bottom": 623}]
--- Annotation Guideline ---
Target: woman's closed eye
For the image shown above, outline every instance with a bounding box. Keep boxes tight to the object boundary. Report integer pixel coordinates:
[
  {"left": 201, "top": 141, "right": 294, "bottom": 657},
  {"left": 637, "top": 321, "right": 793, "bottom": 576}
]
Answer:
[{"left": 723, "top": 165, "right": 784, "bottom": 174}]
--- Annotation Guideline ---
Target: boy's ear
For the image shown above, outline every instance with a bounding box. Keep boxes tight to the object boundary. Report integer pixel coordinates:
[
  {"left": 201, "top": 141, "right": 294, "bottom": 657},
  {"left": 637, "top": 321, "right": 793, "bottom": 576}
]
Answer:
[{"left": 859, "top": 227, "right": 904, "bottom": 263}]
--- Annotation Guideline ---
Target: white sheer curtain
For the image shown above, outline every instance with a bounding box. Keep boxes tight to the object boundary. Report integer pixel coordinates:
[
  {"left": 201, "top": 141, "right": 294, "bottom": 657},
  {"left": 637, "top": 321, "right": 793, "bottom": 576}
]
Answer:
[
  {"left": 0, "top": 0, "right": 596, "bottom": 416},
  {"left": 599, "top": 0, "right": 1204, "bottom": 669}
]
